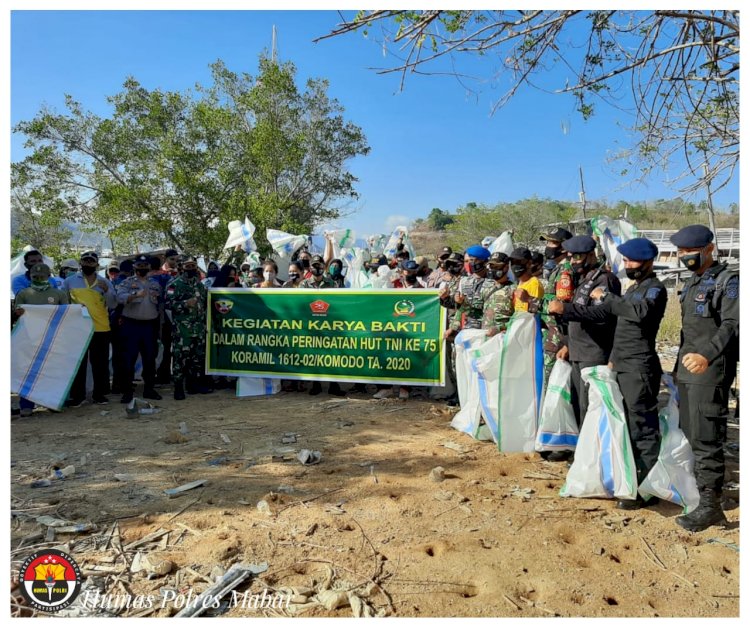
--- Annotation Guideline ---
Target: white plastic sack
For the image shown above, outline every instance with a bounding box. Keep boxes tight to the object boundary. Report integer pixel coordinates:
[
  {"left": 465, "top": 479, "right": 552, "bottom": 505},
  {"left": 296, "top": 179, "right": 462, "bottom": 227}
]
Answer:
[
  {"left": 367, "top": 265, "right": 398, "bottom": 290},
  {"left": 450, "top": 329, "right": 488, "bottom": 439},
  {"left": 470, "top": 333, "right": 505, "bottom": 443},
  {"left": 488, "top": 232, "right": 514, "bottom": 256},
  {"left": 266, "top": 229, "right": 308, "bottom": 259},
  {"left": 341, "top": 247, "right": 370, "bottom": 289},
  {"left": 496, "top": 312, "right": 543, "bottom": 452},
  {"left": 560, "top": 366, "right": 637, "bottom": 499},
  {"left": 224, "top": 217, "right": 257, "bottom": 253},
  {"left": 590, "top": 216, "right": 638, "bottom": 282},
  {"left": 367, "top": 234, "right": 387, "bottom": 255},
  {"left": 535, "top": 360, "right": 578, "bottom": 452},
  {"left": 325, "top": 229, "right": 357, "bottom": 260},
  {"left": 638, "top": 375, "right": 700, "bottom": 513},
  {"left": 236, "top": 377, "right": 281, "bottom": 397},
  {"left": 383, "top": 226, "right": 415, "bottom": 260}
]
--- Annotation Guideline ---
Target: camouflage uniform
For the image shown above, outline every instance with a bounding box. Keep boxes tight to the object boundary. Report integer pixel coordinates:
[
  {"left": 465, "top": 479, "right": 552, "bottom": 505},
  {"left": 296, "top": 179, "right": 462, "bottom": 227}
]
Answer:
[
  {"left": 300, "top": 276, "right": 337, "bottom": 289},
  {"left": 165, "top": 274, "right": 208, "bottom": 385},
  {"left": 481, "top": 281, "right": 514, "bottom": 335},
  {"left": 439, "top": 273, "right": 462, "bottom": 393},
  {"left": 540, "top": 259, "right": 574, "bottom": 382},
  {"left": 450, "top": 275, "right": 487, "bottom": 332}
]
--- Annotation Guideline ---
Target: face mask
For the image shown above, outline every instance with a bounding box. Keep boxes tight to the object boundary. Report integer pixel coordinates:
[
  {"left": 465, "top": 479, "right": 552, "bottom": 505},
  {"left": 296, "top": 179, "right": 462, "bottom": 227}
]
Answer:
[
  {"left": 447, "top": 265, "right": 461, "bottom": 276},
  {"left": 288, "top": 272, "right": 300, "bottom": 282},
  {"left": 403, "top": 273, "right": 418, "bottom": 284},
  {"left": 311, "top": 266, "right": 324, "bottom": 277},
  {"left": 679, "top": 252, "right": 703, "bottom": 271},
  {"left": 544, "top": 246, "right": 562, "bottom": 260},
  {"left": 570, "top": 256, "right": 594, "bottom": 275},
  {"left": 329, "top": 265, "right": 342, "bottom": 277},
  {"left": 135, "top": 268, "right": 149, "bottom": 277},
  {"left": 490, "top": 267, "right": 507, "bottom": 281},
  {"left": 263, "top": 271, "right": 276, "bottom": 282},
  {"left": 81, "top": 265, "right": 97, "bottom": 276},
  {"left": 625, "top": 265, "right": 647, "bottom": 280},
  {"left": 185, "top": 269, "right": 198, "bottom": 278},
  {"left": 511, "top": 264, "right": 527, "bottom": 277},
  {"left": 469, "top": 261, "right": 486, "bottom": 274},
  {"left": 31, "top": 279, "right": 50, "bottom": 291}
]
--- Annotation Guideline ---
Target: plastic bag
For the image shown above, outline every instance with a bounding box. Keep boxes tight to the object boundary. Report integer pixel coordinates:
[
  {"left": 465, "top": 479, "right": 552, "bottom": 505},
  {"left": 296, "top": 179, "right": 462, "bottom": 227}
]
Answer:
[
  {"left": 450, "top": 329, "right": 488, "bottom": 439},
  {"left": 488, "top": 232, "right": 514, "bottom": 256},
  {"left": 535, "top": 360, "right": 578, "bottom": 452},
  {"left": 470, "top": 333, "right": 505, "bottom": 443},
  {"left": 495, "top": 312, "right": 543, "bottom": 452},
  {"left": 560, "top": 366, "right": 637, "bottom": 499},
  {"left": 638, "top": 375, "right": 700, "bottom": 513},
  {"left": 590, "top": 216, "right": 638, "bottom": 282},
  {"left": 325, "top": 229, "right": 357, "bottom": 260},
  {"left": 383, "top": 226, "right": 415, "bottom": 260},
  {"left": 224, "top": 217, "right": 257, "bottom": 253},
  {"left": 266, "top": 229, "right": 308, "bottom": 259}
]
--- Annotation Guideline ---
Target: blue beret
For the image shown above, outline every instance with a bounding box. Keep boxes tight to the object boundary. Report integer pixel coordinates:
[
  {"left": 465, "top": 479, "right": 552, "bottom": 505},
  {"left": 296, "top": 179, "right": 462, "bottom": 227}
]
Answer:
[
  {"left": 466, "top": 245, "right": 490, "bottom": 260},
  {"left": 562, "top": 235, "right": 596, "bottom": 254},
  {"left": 617, "top": 237, "right": 658, "bottom": 261},
  {"left": 401, "top": 259, "right": 419, "bottom": 272},
  {"left": 669, "top": 225, "right": 714, "bottom": 249}
]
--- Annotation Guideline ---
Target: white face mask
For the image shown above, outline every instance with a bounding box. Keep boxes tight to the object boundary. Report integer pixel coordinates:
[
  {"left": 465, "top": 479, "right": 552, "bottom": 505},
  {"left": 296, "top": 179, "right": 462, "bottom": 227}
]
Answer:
[{"left": 263, "top": 271, "right": 275, "bottom": 282}]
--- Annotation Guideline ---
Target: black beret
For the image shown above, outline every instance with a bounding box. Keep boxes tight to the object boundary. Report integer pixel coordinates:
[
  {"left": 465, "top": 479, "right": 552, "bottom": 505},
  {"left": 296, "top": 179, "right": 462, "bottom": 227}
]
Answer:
[
  {"left": 540, "top": 227, "right": 573, "bottom": 243},
  {"left": 617, "top": 238, "right": 658, "bottom": 261},
  {"left": 669, "top": 225, "right": 714, "bottom": 249},
  {"left": 488, "top": 252, "right": 509, "bottom": 264},
  {"left": 165, "top": 248, "right": 179, "bottom": 257},
  {"left": 562, "top": 235, "right": 597, "bottom": 254},
  {"left": 510, "top": 247, "right": 531, "bottom": 260}
]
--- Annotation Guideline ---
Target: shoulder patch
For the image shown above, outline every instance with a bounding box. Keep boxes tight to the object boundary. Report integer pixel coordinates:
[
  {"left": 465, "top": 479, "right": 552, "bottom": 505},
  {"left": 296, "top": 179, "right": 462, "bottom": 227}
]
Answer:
[
  {"left": 645, "top": 287, "right": 662, "bottom": 300},
  {"left": 725, "top": 277, "right": 739, "bottom": 299}
]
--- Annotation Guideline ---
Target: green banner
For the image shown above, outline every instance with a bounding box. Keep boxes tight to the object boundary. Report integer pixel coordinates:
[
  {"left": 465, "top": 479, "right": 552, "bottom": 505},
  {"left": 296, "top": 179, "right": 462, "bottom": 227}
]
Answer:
[{"left": 206, "top": 289, "right": 446, "bottom": 385}]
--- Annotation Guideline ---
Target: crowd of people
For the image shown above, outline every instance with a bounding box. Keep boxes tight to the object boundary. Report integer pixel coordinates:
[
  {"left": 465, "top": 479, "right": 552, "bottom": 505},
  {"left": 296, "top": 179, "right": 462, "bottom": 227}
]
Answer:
[{"left": 11, "top": 223, "right": 738, "bottom": 532}]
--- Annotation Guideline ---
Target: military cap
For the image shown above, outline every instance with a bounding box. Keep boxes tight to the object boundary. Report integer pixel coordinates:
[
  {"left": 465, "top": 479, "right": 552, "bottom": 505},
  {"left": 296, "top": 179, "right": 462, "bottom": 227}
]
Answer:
[
  {"left": 182, "top": 255, "right": 198, "bottom": 265},
  {"left": 540, "top": 227, "right": 573, "bottom": 242},
  {"left": 669, "top": 224, "right": 714, "bottom": 249},
  {"left": 133, "top": 254, "right": 151, "bottom": 266},
  {"left": 465, "top": 245, "right": 491, "bottom": 260},
  {"left": 80, "top": 250, "right": 99, "bottom": 262},
  {"left": 310, "top": 254, "right": 325, "bottom": 265},
  {"left": 30, "top": 263, "right": 51, "bottom": 277},
  {"left": 617, "top": 237, "right": 659, "bottom": 261},
  {"left": 402, "top": 259, "right": 419, "bottom": 272},
  {"left": 562, "top": 235, "right": 597, "bottom": 254},
  {"left": 108, "top": 262, "right": 120, "bottom": 271},
  {"left": 446, "top": 252, "right": 464, "bottom": 264},
  {"left": 488, "top": 252, "right": 509, "bottom": 264},
  {"left": 438, "top": 246, "right": 453, "bottom": 259},
  {"left": 415, "top": 255, "right": 430, "bottom": 268},
  {"left": 509, "top": 246, "right": 532, "bottom": 261},
  {"left": 165, "top": 248, "right": 179, "bottom": 258}
]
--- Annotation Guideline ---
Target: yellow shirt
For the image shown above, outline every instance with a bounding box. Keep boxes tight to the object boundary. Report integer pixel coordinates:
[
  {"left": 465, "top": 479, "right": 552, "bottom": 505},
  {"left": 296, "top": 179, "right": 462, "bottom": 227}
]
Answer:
[
  {"left": 65, "top": 273, "right": 115, "bottom": 332},
  {"left": 513, "top": 276, "right": 545, "bottom": 312}
]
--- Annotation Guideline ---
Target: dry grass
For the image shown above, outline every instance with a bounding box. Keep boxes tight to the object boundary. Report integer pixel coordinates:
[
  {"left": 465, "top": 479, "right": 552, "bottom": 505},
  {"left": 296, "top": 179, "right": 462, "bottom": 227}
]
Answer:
[{"left": 657, "top": 295, "right": 682, "bottom": 345}]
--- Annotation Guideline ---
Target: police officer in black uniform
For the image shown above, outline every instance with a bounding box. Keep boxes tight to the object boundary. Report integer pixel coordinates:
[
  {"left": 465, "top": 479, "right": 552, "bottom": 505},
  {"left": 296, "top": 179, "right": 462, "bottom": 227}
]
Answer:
[
  {"left": 548, "top": 235, "right": 621, "bottom": 428},
  {"left": 562, "top": 238, "right": 667, "bottom": 508},
  {"left": 669, "top": 225, "right": 739, "bottom": 532}
]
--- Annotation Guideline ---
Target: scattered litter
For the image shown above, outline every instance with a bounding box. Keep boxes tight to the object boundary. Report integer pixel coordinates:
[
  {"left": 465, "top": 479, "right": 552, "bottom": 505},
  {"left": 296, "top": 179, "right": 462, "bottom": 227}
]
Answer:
[
  {"left": 315, "top": 590, "right": 349, "bottom": 611},
  {"left": 370, "top": 465, "right": 378, "bottom": 484},
  {"left": 442, "top": 441, "right": 469, "bottom": 454},
  {"left": 79, "top": 453, "right": 91, "bottom": 466},
  {"left": 276, "top": 485, "right": 295, "bottom": 494},
  {"left": 510, "top": 486, "right": 535, "bottom": 501},
  {"left": 30, "top": 479, "right": 52, "bottom": 488},
  {"left": 257, "top": 500, "right": 272, "bottom": 515},
  {"left": 125, "top": 398, "right": 139, "bottom": 416},
  {"left": 707, "top": 538, "right": 739, "bottom": 553},
  {"left": 324, "top": 503, "right": 346, "bottom": 515},
  {"left": 220, "top": 433, "right": 231, "bottom": 444},
  {"left": 434, "top": 490, "right": 454, "bottom": 502},
  {"left": 271, "top": 454, "right": 295, "bottom": 463},
  {"left": 179, "top": 421, "right": 189, "bottom": 435},
  {"left": 114, "top": 473, "right": 137, "bottom": 482},
  {"left": 207, "top": 456, "right": 229, "bottom": 466},
  {"left": 281, "top": 433, "right": 297, "bottom": 444},
  {"left": 36, "top": 515, "right": 96, "bottom": 534},
  {"left": 49, "top": 465, "right": 76, "bottom": 480},
  {"left": 338, "top": 420, "right": 354, "bottom": 428},
  {"left": 164, "top": 431, "right": 189, "bottom": 445},
  {"left": 164, "top": 479, "right": 207, "bottom": 498},
  {"left": 99, "top": 411, "right": 110, "bottom": 416},
  {"left": 429, "top": 466, "right": 446, "bottom": 483},
  {"left": 297, "top": 449, "right": 322, "bottom": 465}
]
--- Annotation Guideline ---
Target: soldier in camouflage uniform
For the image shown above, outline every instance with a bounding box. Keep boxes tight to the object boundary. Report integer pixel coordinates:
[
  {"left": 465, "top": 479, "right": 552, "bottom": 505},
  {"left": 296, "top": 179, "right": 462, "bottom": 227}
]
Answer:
[
  {"left": 166, "top": 256, "right": 212, "bottom": 400},
  {"left": 481, "top": 252, "right": 514, "bottom": 336},
  {"left": 438, "top": 252, "right": 465, "bottom": 404},
  {"left": 538, "top": 227, "right": 574, "bottom": 383},
  {"left": 444, "top": 245, "right": 490, "bottom": 340},
  {"left": 300, "top": 255, "right": 337, "bottom": 289}
]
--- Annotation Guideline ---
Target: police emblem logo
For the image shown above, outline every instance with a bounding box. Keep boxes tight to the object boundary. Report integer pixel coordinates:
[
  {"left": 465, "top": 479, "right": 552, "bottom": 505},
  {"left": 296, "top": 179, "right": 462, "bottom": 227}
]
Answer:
[
  {"left": 47, "top": 297, "right": 55, "bottom": 304},
  {"left": 726, "top": 279, "right": 739, "bottom": 299},
  {"left": 214, "top": 299, "right": 233, "bottom": 314},
  {"left": 695, "top": 292, "right": 706, "bottom": 302},
  {"left": 695, "top": 303, "right": 705, "bottom": 315},
  {"left": 19, "top": 549, "right": 82, "bottom": 613},
  {"left": 645, "top": 287, "right": 662, "bottom": 300}
]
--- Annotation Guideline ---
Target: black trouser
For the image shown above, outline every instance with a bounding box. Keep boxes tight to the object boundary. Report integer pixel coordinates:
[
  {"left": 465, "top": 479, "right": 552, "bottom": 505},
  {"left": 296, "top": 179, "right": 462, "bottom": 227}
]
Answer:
[
  {"left": 110, "top": 317, "right": 127, "bottom": 391},
  {"left": 71, "top": 331, "right": 111, "bottom": 400},
  {"left": 122, "top": 317, "right": 158, "bottom": 393},
  {"left": 616, "top": 370, "right": 662, "bottom": 485},
  {"left": 570, "top": 360, "right": 605, "bottom": 428},
  {"left": 678, "top": 382, "right": 730, "bottom": 493},
  {"left": 156, "top": 317, "right": 172, "bottom": 382}
]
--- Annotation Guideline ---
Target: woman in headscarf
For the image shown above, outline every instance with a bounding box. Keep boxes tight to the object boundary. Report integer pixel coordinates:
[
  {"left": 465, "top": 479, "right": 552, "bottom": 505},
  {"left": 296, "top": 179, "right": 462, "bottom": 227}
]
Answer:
[{"left": 282, "top": 262, "right": 304, "bottom": 288}]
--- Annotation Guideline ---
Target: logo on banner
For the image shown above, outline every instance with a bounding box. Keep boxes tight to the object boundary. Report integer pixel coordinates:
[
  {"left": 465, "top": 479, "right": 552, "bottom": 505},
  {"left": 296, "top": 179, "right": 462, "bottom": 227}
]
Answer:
[
  {"left": 393, "top": 300, "right": 416, "bottom": 317},
  {"left": 19, "top": 549, "right": 83, "bottom": 612},
  {"left": 310, "top": 300, "right": 330, "bottom": 316},
  {"left": 214, "top": 299, "right": 234, "bottom": 314}
]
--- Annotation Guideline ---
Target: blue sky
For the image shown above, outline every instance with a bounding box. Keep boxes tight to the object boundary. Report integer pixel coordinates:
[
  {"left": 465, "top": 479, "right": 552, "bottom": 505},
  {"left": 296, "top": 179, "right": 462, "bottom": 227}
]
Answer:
[{"left": 10, "top": 9, "right": 739, "bottom": 240}]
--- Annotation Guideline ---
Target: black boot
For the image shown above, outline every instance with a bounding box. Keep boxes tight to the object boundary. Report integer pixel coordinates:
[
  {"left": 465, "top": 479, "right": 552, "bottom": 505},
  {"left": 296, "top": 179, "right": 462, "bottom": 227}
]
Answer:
[
  {"left": 328, "top": 382, "right": 346, "bottom": 397},
  {"left": 174, "top": 381, "right": 186, "bottom": 401},
  {"left": 309, "top": 382, "right": 322, "bottom": 396},
  {"left": 676, "top": 489, "right": 727, "bottom": 532},
  {"left": 616, "top": 495, "right": 646, "bottom": 510},
  {"left": 185, "top": 378, "right": 198, "bottom": 395}
]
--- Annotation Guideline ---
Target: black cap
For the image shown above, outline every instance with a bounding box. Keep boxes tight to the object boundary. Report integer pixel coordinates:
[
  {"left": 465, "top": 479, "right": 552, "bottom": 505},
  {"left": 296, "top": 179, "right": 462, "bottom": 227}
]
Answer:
[
  {"left": 133, "top": 254, "right": 150, "bottom": 266},
  {"left": 446, "top": 252, "right": 464, "bottom": 264},
  {"left": 311, "top": 254, "right": 325, "bottom": 265},
  {"left": 119, "top": 259, "right": 134, "bottom": 273},
  {"left": 80, "top": 250, "right": 99, "bottom": 262},
  {"left": 540, "top": 227, "right": 573, "bottom": 243},
  {"left": 510, "top": 247, "right": 531, "bottom": 261},
  {"left": 438, "top": 246, "right": 452, "bottom": 259},
  {"left": 165, "top": 248, "right": 179, "bottom": 258},
  {"left": 669, "top": 224, "right": 714, "bottom": 249},
  {"left": 402, "top": 259, "right": 419, "bottom": 272},
  {"left": 562, "top": 235, "right": 597, "bottom": 254},
  {"left": 488, "top": 252, "right": 509, "bottom": 264},
  {"left": 530, "top": 252, "right": 544, "bottom": 265}
]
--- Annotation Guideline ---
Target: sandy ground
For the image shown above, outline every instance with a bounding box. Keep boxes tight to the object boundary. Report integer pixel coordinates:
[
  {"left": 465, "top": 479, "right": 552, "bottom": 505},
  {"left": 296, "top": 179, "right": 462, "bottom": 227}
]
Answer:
[{"left": 10, "top": 382, "right": 740, "bottom": 618}]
